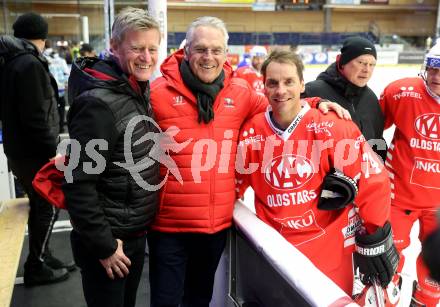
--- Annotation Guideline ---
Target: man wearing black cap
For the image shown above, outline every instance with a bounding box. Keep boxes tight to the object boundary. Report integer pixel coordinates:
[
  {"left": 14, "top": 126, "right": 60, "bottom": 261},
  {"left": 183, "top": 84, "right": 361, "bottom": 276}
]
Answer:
[
  {"left": 0, "top": 12, "right": 73, "bottom": 286},
  {"left": 303, "top": 36, "right": 387, "bottom": 161}
]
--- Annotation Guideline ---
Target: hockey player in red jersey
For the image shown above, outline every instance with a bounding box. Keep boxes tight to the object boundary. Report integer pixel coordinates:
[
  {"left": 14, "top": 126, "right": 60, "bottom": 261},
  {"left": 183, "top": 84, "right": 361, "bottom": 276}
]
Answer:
[
  {"left": 235, "top": 49, "right": 398, "bottom": 297},
  {"left": 234, "top": 45, "right": 267, "bottom": 95},
  {"left": 380, "top": 44, "right": 440, "bottom": 307}
]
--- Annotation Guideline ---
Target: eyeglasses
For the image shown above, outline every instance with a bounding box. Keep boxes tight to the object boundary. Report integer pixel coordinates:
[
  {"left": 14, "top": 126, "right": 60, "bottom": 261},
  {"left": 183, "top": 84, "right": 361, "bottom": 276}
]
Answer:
[{"left": 191, "top": 47, "right": 225, "bottom": 56}]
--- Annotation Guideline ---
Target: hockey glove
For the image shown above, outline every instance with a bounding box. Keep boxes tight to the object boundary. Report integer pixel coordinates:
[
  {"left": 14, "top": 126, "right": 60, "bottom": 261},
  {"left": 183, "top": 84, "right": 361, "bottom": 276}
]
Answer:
[
  {"left": 354, "top": 221, "right": 399, "bottom": 288},
  {"left": 317, "top": 168, "right": 358, "bottom": 210}
]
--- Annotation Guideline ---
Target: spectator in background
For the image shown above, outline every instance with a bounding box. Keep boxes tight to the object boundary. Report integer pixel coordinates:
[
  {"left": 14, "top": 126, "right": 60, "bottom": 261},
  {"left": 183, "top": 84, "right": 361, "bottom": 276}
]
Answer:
[
  {"left": 98, "top": 49, "right": 111, "bottom": 60},
  {"left": 302, "top": 36, "right": 387, "bottom": 161},
  {"left": 234, "top": 45, "right": 267, "bottom": 95},
  {"left": 58, "top": 44, "right": 73, "bottom": 64},
  {"left": 236, "top": 52, "right": 250, "bottom": 68},
  {"left": 0, "top": 12, "right": 73, "bottom": 287},
  {"left": 70, "top": 40, "right": 80, "bottom": 60},
  {"left": 79, "top": 43, "right": 96, "bottom": 57},
  {"left": 44, "top": 40, "right": 70, "bottom": 132}
]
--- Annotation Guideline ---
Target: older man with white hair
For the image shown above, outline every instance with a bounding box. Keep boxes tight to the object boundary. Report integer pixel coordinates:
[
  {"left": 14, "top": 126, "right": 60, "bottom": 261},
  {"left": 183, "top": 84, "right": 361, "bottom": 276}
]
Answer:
[{"left": 148, "top": 16, "right": 267, "bottom": 307}]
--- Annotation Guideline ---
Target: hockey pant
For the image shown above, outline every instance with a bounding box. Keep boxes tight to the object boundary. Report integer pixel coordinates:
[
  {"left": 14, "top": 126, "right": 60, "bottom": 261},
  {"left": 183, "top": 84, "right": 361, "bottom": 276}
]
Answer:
[{"left": 390, "top": 205, "right": 440, "bottom": 306}]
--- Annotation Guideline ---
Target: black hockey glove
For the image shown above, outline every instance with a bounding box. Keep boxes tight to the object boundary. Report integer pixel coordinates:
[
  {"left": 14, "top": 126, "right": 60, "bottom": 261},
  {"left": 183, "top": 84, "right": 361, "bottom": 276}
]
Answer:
[
  {"left": 422, "top": 227, "right": 440, "bottom": 282},
  {"left": 354, "top": 221, "right": 399, "bottom": 288},
  {"left": 317, "top": 168, "right": 358, "bottom": 210}
]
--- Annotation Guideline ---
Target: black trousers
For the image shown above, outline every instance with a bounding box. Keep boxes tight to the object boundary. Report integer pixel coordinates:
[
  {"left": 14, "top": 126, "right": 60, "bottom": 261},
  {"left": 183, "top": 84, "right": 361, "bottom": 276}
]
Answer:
[
  {"left": 71, "top": 231, "right": 146, "bottom": 307},
  {"left": 147, "top": 229, "right": 228, "bottom": 307},
  {"left": 57, "top": 94, "right": 66, "bottom": 132},
  {"left": 8, "top": 158, "right": 59, "bottom": 269}
]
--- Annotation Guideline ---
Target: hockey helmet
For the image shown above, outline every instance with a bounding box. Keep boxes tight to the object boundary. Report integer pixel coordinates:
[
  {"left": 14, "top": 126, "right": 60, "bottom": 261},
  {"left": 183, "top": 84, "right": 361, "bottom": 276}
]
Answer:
[
  {"left": 420, "top": 43, "right": 440, "bottom": 96},
  {"left": 250, "top": 45, "right": 268, "bottom": 58},
  {"left": 421, "top": 43, "right": 440, "bottom": 76}
]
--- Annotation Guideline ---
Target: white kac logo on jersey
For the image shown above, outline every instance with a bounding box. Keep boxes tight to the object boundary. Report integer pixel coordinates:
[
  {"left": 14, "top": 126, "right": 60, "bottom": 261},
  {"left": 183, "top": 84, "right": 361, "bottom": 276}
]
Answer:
[
  {"left": 414, "top": 113, "right": 440, "bottom": 140},
  {"left": 264, "top": 154, "right": 314, "bottom": 189}
]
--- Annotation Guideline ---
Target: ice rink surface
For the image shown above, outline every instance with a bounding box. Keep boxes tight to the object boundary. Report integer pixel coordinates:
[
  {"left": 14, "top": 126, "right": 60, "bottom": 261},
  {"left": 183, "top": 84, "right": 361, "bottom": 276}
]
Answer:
[{"left": 243, "top": 64, "right": 427, "bottom": 306}]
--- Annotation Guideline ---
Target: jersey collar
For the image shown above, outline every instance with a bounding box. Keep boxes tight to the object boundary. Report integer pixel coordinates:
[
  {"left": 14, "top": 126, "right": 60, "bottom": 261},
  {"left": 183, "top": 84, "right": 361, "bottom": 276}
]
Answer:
[{"left": 265, "top": 102, "right": 311, "bottom": 141}]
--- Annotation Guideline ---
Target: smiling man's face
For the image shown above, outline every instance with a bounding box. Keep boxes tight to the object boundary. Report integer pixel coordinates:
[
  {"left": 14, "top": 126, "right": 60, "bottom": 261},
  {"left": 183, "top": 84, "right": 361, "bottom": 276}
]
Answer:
[
  {"left": 185, "top": 26, "right": 227, "bottom": 84},
  {"left": 264, "top": 61, "right": 305, "bottom": 117},
  {"left": 111, "top": 28, "right": 160, "bottom": 81}
]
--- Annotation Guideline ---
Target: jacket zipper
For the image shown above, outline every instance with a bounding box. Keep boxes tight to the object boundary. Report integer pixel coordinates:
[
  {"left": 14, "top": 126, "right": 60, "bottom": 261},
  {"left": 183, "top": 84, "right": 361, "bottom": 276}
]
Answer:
[{"left": 209, "top": 122, "right": 215, "bottom": 231}]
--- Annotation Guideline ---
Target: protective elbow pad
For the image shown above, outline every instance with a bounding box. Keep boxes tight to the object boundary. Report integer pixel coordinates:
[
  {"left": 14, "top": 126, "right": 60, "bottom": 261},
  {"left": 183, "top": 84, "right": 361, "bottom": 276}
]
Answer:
[
  {"left": 317, "top": 168, "right": 358, "bottom": 210},
  {"left": 354, "top": 221, "right": 400, "bottom": 288}
]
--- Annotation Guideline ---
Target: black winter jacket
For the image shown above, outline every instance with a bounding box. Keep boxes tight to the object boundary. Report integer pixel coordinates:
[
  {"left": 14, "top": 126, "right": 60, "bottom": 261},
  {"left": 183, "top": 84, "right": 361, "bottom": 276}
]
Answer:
[
  {"left": 303, "top": 62, "right": 386, "bottom": 161},
  {"left": 62, "top": 57, "right": 159, "bottom": 259},
  {"left": 0, "top": 36, "right": 59, "bottom": 159}
]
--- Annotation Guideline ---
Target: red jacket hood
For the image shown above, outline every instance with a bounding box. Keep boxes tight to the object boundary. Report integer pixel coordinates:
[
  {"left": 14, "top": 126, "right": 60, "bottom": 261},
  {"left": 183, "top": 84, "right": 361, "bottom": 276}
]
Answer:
[
  {"left": 158, "top": 49, "right": 233, "bottom": 99},
  {"left": 32, "top": 156, "right": 67, "bottom": 210}
]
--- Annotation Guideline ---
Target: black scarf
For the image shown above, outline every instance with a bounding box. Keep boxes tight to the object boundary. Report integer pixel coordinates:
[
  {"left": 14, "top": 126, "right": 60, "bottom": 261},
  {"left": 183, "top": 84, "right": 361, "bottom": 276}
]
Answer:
[{"left": 180, "top": 60, "right": 224, "bottom": 124}]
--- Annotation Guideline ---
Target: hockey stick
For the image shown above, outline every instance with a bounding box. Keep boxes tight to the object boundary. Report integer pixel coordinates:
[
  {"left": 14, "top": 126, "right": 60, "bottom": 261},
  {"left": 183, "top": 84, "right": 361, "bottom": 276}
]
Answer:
[
  {"left": 371, "top": 277, "right": 386, "bottom": 307},
  {"left": 353, "top": 275, "right": 387, "bottom": 307}
]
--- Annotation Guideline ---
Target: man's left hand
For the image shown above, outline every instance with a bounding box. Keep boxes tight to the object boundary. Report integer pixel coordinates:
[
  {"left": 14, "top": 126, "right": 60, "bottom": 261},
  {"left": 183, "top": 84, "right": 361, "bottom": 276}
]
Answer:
[
  {"left": 318, "top": 100, "right": 351, "bottom": 120},
  {"left": 99, "top": 239, "right": 131, "bottom": 280}
]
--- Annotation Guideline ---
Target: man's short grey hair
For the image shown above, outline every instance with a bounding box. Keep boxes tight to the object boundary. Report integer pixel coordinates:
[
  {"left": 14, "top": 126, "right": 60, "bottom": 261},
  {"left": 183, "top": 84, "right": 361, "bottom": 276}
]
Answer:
[
  {"left": 112, "top": 7, "right": 160, "bottom": 45},
  {"left": 185, "top": 16, "right": 229, "bottom": 48}
]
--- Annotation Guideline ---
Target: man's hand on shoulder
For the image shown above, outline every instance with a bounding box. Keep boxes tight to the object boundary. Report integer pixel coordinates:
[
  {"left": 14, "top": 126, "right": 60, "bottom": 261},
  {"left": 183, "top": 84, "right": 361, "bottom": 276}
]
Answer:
[
  {"left": 318, "top": 99, "right": 352, "bottom": 120},
  {"left": 99, "top": 239, "right": 131, "bottom": 280}
]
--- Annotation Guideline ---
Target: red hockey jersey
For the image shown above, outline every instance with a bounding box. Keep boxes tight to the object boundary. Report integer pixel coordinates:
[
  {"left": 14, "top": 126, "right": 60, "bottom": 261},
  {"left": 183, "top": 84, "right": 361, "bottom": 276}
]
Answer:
[
  {"left": 236, "top": 103, "right": 391, "bottom": 274},
  {"left": 380, "top": 77, "right": 440, "bottom": 210},
  {"left": 234, "top": 66, "right": 264, "bottom": 95}
]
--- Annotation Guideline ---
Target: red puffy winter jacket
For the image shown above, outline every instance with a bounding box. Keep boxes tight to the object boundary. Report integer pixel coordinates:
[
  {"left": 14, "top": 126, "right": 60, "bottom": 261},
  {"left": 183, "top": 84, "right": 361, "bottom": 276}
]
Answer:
[{"left": 149, "top": 50, "right": 267, "bottom": 233}]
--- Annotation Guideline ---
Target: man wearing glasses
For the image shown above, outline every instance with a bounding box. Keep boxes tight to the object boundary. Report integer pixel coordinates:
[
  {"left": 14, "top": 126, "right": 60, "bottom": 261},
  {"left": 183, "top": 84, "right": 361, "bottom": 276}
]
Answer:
[{"left": 147, "top": 16, "right": 267, "bottom": 307}]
